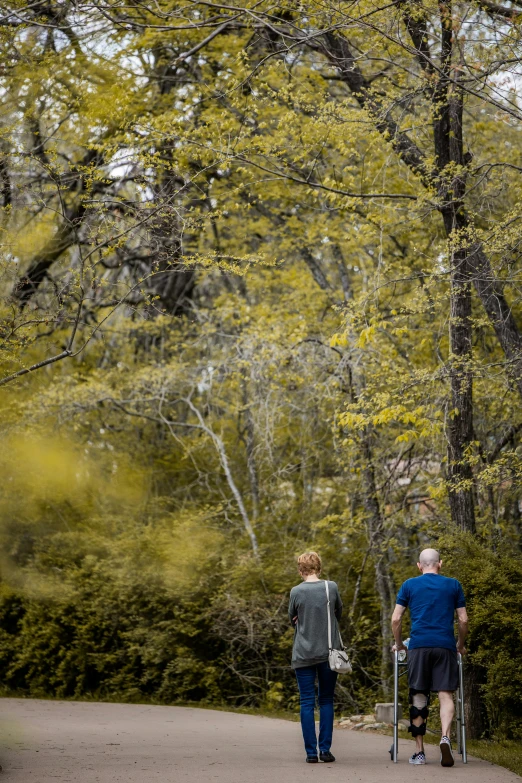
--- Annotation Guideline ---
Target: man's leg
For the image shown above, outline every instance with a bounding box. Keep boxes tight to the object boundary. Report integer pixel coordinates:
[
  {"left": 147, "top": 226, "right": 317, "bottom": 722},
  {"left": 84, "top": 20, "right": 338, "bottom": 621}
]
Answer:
[
  {"left": 439, "top": 691, "right": 455, "bottom": 739},
  {"left": 431, "top": 648, "right": 459, "bottom": 766},
  {"left": 407, "top": 649, "right": 431, "bottom": 762},
  {"left": 295, "top": 665, "right": 318, "bottom": 758},
  {"left": 317, "top": 661, "right": 338, "bottom": 755},
  {"left": 410, "top": 691, "right": 430, "bottom": 754}
]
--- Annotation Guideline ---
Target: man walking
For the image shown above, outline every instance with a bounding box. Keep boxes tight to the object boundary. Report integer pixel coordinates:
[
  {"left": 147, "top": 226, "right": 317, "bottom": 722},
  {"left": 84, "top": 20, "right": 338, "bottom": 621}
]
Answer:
[{"left": 391, "top": 548, "right": 468, "bottom": 767}]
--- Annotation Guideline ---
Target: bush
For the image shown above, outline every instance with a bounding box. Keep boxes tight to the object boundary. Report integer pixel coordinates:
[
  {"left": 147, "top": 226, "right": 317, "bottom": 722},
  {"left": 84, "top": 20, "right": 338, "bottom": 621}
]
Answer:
[{"left": 443, "top": 533, "right": 522, "bottom": 739}]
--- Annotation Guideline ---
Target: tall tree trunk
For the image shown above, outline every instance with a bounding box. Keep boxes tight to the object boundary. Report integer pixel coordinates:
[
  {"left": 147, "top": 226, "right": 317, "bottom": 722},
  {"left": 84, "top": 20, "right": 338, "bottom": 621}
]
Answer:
[
  {"left": 464, "top": 662, "right": 487, "bottom": 739},
  {"left": 374, "top": 556, "right": 393, "bottom": 699},
  {"left": 241, "top": 377, "right": 260, "bottom": 520},
  {"left": 360, "top": 434, "right": 393, "bottom": 698},
  {"left": 434, "top": 12, "right": 476, "bottom": 534},
  {"left": 445, "top": 239, "right": 476, "bottom": 533}
]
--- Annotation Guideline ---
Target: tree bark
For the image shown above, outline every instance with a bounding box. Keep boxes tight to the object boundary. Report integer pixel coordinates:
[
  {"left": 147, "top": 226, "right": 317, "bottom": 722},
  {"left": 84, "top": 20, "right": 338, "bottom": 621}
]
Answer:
[
  {"left": 13, "top": 202, "right": 86, "bottom": 305},
  {"left": 469, "top": 245, "right": 522, "bottom": 397},
  {"left": 241, "top": 377, "right": 260, "bottom": 521},
  {"left": 11, "top": 143, "right": 104, "bottom": 305},
  {"left": 464, "top": 661, "right": 487, "bottom": 739},
  {"left": 445, "top": 240, "right": 476, "bottom": 533},
  {"left": 359, "top": 434, "right": 393, "bottom": 698},
  {"left": 0, "top": 153, "right": 11, "bottom": 209},
  {"left": 434, "top": 5, "right": 476, "bottom": 533}
]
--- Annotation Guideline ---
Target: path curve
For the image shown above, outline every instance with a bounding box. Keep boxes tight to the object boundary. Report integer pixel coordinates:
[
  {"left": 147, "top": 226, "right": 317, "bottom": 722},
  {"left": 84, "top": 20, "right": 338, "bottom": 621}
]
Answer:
[{"left": 0, "top": 698, "right": 519, "bottom": 782}]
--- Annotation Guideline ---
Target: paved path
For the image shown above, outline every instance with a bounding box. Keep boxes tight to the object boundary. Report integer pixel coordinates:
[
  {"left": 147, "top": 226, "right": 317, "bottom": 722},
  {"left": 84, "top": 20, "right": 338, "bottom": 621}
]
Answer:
[{"left": 0, "top": 698, "right": 519, "bottom": 782}]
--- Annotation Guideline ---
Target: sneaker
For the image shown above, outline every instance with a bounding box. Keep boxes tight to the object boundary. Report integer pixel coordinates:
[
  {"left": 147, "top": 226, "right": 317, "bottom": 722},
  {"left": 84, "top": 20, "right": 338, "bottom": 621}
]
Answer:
[
  {"left": 440, "top": 736, "right": 454, "bottom": 767},
  {"left": 306, "top": 755, "right": 319, "bottom": 763},
  {"left": 319, "top": 751, "right": 335, "bottom": 762},
  {"left": 409, "top": 752, "right": 426, "bottom": 765}
]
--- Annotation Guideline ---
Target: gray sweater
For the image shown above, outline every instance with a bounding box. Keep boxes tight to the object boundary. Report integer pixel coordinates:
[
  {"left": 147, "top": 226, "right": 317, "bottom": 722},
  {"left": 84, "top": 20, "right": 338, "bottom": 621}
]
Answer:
[{"left": 288, "top": 580, "right": 343, "bottom": 669}]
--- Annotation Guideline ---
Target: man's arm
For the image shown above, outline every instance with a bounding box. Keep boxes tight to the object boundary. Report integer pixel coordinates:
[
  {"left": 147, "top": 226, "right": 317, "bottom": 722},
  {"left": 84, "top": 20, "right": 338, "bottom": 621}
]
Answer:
[
  {"left": 456, "top": 606, "right": 468, "bottom": 655},
  {"left": 391, "top": 603, "right": 407, "bottom": 651}
]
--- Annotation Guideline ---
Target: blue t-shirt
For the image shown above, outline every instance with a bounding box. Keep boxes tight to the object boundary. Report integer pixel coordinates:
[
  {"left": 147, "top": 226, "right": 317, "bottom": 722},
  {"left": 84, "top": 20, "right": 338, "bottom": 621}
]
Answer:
[{"left": 396, "top": 573, "right": 466, "bottom": 650}]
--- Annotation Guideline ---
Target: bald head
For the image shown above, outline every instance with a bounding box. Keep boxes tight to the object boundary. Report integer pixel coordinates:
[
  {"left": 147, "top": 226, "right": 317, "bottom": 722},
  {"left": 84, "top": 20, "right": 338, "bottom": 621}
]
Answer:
[{"left": 418, "top": 548, "right": 442, "bottom": 573}]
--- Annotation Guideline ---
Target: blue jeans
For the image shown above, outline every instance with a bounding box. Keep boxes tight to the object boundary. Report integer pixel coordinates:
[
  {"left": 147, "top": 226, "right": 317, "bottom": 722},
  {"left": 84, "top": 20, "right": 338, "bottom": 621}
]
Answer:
[{"left": 295, "top": 661, "right": 338, "bottom": 756}]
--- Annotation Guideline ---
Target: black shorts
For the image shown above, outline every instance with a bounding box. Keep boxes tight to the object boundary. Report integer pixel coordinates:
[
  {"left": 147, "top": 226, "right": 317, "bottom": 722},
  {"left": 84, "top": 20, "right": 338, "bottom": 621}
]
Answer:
[{"left": 407, "top": 647, "right": 458, "bottom": 693}]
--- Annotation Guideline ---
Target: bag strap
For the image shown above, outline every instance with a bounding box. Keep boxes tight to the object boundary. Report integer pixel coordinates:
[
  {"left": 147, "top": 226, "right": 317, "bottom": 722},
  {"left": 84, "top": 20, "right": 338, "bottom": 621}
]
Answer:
[
  {"left": 325, "top": 580, "right": 345, "bottom": 651},
  {"left": 325, "top": 580, "right": 332, "bottom": 651}
]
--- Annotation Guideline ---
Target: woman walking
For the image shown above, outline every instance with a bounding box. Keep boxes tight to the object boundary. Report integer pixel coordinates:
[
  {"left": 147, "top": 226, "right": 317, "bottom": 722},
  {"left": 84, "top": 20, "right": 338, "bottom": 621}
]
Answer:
[{"left": 289, "top": 551, "right": 343, "bottom": 763}]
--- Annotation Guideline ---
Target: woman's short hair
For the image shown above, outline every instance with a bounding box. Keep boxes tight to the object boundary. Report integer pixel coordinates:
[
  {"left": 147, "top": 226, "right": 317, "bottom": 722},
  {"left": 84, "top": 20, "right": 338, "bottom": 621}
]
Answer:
[{"left": 297, "top": 551, "right": 322, "bottom": 576}]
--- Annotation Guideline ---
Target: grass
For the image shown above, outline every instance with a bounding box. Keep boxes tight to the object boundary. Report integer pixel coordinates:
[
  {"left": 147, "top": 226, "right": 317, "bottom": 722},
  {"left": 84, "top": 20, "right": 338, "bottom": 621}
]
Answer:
[{"left": 172, "top": 701, "right": 301, "bottom": 722}]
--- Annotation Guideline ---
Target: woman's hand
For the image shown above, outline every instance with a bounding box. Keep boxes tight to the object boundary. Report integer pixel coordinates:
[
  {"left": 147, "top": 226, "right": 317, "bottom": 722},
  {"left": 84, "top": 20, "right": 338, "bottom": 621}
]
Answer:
[{"left": 292, "top": 616, "right": 298, "bottom": 625}]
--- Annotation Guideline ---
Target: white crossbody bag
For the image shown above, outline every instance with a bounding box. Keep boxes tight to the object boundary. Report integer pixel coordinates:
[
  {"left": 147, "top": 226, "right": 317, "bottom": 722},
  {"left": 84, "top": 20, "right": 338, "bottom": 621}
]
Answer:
[{"left": 325, "top": 580, "right": 352, "bottom": 674}]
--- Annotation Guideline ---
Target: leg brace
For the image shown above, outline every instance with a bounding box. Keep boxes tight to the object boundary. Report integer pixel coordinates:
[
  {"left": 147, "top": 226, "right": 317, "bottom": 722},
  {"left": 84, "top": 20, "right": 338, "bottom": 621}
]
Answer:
[{"left": 408, "top": 690, "right": 430, "bottom": 737}]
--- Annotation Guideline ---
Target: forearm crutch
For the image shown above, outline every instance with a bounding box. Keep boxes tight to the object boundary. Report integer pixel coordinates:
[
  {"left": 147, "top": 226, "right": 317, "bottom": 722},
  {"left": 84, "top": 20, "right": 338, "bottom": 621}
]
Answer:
[
  {"left": 456, "top": 653, "right": 467, "bottom": 763},
  {"left": 393, "top": 650, "right": 399, "bottom": 762},
  {"left": 390, "top": 648, "right": 407, "bottom": 763}
]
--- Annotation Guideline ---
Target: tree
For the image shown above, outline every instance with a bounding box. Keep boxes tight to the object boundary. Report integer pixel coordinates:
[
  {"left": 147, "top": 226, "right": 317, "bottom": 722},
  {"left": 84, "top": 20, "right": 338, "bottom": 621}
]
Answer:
[{"left": 0, "top": 0, "right": 521, "bottom": 737}]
